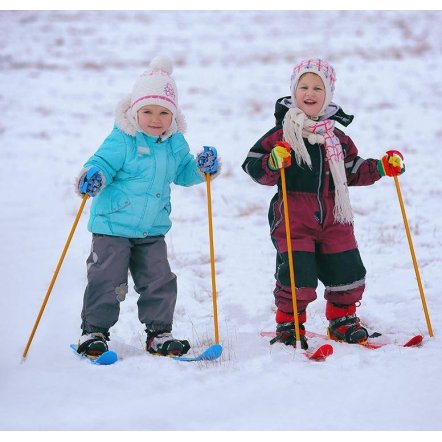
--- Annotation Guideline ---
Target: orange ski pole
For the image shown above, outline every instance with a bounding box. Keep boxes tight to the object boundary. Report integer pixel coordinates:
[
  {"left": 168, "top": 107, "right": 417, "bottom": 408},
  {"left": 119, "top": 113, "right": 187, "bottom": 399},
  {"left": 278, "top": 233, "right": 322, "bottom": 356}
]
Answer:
[
  {"left": 280, "top": 167, "right": 301, "bottom": 344},
  {"left": 205, "top": 173, "right": 220, "bottom": 344},
  {"left": 393, "top": 176, "right": 433, "bottom": 337},
  {"left": 22, "top": 194, "right": 89, "bottom": 361}
]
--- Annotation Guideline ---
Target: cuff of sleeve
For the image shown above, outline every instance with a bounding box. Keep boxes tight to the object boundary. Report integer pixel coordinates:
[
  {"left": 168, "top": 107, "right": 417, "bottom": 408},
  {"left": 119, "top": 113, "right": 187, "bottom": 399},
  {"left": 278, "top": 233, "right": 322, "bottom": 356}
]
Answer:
[
  {"left": 376, "top": 160, "right": 385, "bottom": 177},
  {"left": 74, "top": 168, "right": 88, "bottom": 197},
  {"left": 263, "top": 154, "right": 280, "bottom": 174}
]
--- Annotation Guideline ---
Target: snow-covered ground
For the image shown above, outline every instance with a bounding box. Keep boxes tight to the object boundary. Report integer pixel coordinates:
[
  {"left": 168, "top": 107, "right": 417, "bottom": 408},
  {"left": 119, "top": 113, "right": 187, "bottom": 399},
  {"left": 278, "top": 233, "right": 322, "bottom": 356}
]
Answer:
[{"left": 1, "top": 9, "right": 442, "bottom": 432}]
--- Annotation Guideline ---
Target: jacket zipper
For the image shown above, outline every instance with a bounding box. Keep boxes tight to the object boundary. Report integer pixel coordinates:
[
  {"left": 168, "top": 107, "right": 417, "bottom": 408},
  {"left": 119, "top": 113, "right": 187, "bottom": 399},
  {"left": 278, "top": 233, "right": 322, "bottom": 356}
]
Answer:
[{"left": 316, "top": 147, "right": 324, "bottom": 225}]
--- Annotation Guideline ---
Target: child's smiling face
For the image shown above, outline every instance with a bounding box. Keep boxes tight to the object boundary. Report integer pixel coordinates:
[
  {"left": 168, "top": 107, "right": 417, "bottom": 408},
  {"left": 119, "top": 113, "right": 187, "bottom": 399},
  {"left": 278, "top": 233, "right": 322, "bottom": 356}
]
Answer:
[
  {"left": 137, "top": 105, "right": 173, "bottom": 137},
  {"left": 295, "top": 73, "right": 326, "bottom": 118}
]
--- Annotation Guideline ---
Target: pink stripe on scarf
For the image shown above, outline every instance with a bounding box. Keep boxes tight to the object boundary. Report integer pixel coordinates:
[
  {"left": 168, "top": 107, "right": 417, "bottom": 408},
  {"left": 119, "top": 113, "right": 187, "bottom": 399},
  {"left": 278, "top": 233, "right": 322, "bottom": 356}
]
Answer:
[{"left": 310, "top": 120, "right": 344, "bottom": 163}]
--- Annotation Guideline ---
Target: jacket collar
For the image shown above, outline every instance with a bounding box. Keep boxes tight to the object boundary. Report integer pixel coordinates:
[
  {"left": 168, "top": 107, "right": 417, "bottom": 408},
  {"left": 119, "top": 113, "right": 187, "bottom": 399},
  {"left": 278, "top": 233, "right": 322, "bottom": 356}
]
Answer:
[{"left": 274, "top": 96, "right": 354, "bottom": 127}]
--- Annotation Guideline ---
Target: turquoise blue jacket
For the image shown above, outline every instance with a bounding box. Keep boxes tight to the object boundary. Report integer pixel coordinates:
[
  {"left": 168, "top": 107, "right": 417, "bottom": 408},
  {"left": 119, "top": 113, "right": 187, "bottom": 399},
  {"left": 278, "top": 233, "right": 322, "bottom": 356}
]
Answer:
[{"left": 84, "top": 126, "right": 204, "bottom": 238}]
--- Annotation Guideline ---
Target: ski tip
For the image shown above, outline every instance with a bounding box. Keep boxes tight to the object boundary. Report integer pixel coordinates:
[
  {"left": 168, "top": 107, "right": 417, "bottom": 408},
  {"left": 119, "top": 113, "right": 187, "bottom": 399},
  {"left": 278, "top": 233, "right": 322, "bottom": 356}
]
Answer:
[
  {"left": 93, "top": 351, "right": 118, "bottom": 365},
  {"left": 305, "top": 344, "right": 334, "bottom": 361},
  {"left": 173, "top": 344, "right": 223, "bottom": 362},
  {"left": 201, "top": 344, "right": 223, "bottom": 360},
  {"left": 403, "top": 335, "right": 424, "bottom": 347}
]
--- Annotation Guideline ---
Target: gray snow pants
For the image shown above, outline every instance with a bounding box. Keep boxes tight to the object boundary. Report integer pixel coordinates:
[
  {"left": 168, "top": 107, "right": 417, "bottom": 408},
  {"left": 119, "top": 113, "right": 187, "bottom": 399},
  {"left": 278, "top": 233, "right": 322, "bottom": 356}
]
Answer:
[{"left": 81, "top": 234, "right": 177, "bottom": 333}]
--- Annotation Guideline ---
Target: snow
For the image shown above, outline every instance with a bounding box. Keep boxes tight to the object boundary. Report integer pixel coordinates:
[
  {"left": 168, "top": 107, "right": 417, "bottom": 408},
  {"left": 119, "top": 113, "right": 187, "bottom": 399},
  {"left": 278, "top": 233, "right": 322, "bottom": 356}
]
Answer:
[{"left": 1, "top": 9, "right": 442, "bottom": 434}]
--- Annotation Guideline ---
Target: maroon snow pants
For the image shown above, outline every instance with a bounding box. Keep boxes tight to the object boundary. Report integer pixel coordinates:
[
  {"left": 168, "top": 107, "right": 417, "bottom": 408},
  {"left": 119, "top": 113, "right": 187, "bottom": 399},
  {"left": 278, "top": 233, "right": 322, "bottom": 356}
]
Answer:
[{"left": 269, "top": 191, "right": 366, "bottom": 314}]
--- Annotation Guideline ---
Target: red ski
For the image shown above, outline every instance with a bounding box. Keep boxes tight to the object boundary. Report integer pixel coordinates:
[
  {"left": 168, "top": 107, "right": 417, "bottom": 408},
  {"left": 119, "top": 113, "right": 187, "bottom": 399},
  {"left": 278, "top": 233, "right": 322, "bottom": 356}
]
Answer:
[
  {"left": 261, "top": 330, "right": 423, "bottom": 349},
  {"left": 262, "top": 331, "right": 333, "bottom": 361},
  {"left": 304, "top": 344, "right": 334, "bottom": 361},
  {"left": 306, "top": 330, "right": 423, "bottom": 349}
]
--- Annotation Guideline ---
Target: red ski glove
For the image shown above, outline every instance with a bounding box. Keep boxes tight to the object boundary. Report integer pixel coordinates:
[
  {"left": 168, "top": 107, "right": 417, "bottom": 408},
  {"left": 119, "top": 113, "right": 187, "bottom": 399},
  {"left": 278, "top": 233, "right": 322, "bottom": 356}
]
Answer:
[
  {"left": 378, "top": 150, "right": 406, "bottom": 177},
  {"left": 268, "top": 141, "right": 292, "bottom": 171}
]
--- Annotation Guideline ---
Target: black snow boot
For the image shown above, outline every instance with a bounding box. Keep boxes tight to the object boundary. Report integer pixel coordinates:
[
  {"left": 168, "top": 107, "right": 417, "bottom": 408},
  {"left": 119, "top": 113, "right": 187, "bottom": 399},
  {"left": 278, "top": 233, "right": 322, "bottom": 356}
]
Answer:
[
  {"left": 326, "top": 302, "right": 368, "bottom": 344},
  {"left": 145, "top": 329, "right": 190, "bottom": 357},
  {"left": 77, "top": 331, "right": 110, "bottom": 357},
  {"left": 270, "top": 322, "right": 308, "bottom": 350}
]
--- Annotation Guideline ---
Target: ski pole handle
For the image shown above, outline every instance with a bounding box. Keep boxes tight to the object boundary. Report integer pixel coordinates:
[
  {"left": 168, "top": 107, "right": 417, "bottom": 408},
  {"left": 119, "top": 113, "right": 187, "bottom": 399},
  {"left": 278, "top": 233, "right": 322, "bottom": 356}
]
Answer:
[{"left": 22, "top": 194, "right": 90, "bottom": 361}]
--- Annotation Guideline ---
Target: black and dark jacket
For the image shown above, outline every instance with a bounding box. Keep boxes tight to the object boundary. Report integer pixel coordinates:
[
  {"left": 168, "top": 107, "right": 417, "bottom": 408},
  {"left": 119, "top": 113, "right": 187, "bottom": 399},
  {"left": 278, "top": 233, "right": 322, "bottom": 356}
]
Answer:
[{"left": 241, "top": 97, "right": 381, "bottom": 195}]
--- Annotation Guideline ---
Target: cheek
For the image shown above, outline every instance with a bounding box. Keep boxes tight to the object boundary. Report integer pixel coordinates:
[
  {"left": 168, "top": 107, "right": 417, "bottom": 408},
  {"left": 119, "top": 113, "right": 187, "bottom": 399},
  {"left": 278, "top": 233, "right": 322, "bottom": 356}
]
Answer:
[
  {"left": 137, "top": 113, "right": 147, "bottom": 124},
  {"left": 165, "top": 115, "right": 173, "bottom": 127},
  {"left": 138, "top": 114, "right": 152, "bottom": 130}
]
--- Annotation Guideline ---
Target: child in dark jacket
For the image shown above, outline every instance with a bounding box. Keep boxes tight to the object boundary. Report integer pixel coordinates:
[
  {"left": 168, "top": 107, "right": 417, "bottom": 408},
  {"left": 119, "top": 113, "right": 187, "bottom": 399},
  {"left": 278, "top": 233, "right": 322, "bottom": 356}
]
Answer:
[
  {"left": 242, "top": 58, "right": 405, "bottom": 348},
  {"left": 75, "top": 55, "right": 219, "bottom": 358}
]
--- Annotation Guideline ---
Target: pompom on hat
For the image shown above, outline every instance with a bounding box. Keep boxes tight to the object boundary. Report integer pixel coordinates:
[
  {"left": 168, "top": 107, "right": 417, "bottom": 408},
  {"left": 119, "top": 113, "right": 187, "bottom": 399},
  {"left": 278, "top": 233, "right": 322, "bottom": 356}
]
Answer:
[
  {"left": 130, "top": 55, "right": 178, "bottom": 117},
  {"left": 290, "top": 58, "right": 336, "bottom": 116}
]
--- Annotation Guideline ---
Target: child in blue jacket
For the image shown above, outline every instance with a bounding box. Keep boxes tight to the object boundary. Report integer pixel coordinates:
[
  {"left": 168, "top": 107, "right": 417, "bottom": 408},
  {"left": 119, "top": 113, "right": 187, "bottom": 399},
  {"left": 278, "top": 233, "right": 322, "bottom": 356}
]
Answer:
[{"left": 75, "top": 56, "right": 219, "bottom": 357}]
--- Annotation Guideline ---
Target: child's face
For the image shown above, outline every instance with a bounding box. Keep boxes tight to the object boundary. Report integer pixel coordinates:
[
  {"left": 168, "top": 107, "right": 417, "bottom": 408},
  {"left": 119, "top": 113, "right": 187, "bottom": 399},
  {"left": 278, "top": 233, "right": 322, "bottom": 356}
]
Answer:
[
  {"left": 295, "top": 73, "right": 326, "bottom": 118},
  {"left": 137, "top": 105, "right": 173, "bottom": 137}
]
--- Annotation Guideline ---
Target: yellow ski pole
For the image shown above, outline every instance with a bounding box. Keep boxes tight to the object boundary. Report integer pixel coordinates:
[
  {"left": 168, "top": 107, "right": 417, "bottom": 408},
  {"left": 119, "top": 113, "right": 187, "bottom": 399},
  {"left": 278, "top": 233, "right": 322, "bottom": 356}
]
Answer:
[
  {"left": 22, "top": 194, "right": 90, "bottom": 361},
  {"left": 205, "top": 173, "right": 220, "bottom": 344},
  {"left": 280, "top": 166, "right": 301, "bottom": 344},
  {"left": 393, "top": 175, "right": 433, "bottom": 337}
]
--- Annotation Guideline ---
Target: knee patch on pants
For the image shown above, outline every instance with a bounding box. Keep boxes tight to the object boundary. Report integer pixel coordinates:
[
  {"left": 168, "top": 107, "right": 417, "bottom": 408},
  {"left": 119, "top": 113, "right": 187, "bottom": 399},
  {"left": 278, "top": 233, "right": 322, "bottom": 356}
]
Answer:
[
  {"left": 115, "top": 283, "right": 128, "bottom": 302},
  {"left": 318, "top": 249, "right": 366, "bottom": 305},
  {"left": 275, "top": 251, "right": 318, "bottom": 289},
  {"left": 317, "top": 249, "right": 366, "bottom": 289}
]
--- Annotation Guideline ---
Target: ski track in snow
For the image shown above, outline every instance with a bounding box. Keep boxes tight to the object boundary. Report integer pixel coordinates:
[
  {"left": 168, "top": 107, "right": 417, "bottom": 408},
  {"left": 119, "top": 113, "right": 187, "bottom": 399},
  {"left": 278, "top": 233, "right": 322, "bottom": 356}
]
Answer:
[{"left": 1, "top": 10, "right": 442, "bottom": 431}]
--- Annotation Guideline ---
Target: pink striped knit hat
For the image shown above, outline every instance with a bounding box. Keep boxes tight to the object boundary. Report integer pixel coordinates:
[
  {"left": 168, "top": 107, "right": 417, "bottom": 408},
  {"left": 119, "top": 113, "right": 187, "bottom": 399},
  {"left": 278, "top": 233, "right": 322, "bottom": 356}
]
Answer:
[
  {"left": 130, "top": 55, "right": 178, "bottom": 118},
  {"left": 290, "top": 58, "right": 336, "bottom": 115}
]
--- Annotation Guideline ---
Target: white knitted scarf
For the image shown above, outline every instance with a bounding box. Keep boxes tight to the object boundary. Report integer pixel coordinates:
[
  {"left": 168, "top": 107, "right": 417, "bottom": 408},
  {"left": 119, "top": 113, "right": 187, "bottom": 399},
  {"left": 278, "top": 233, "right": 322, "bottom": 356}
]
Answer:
[{"left": 282, "top": 107, "right": 353, "bottom": 224}]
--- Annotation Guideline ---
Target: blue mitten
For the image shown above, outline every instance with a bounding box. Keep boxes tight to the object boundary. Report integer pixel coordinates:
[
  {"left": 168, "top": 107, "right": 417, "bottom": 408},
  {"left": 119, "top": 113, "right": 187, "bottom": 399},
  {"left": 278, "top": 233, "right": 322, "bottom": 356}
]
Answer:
[
  {"left": 197, "top": 146, "right": 218, "bottom": 174},
  {"left": 78, "top": 167, "right": 103, "bottom": 197}
]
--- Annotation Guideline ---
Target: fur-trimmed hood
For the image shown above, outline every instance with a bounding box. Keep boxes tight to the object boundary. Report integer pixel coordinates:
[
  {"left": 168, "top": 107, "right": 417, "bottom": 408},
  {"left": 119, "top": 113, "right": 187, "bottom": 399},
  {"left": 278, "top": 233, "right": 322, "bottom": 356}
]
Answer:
[{"left": 115, "top": 95, "right": 187, "bottom": 140}]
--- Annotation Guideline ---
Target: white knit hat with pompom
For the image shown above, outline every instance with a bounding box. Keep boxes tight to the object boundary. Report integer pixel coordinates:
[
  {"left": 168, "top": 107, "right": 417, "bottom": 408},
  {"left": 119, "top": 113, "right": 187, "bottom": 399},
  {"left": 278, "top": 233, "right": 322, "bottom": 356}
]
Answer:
[{"left": 130, "top": 55, "right": 178, "bottom": 117}]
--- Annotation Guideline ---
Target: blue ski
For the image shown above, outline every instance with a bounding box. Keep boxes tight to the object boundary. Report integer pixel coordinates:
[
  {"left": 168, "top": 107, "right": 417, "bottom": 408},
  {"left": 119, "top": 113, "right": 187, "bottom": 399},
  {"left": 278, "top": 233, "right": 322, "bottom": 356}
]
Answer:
[
  {"left": 173, "top": 344, "right": 223, "bottom": 362},
  {"left": 70, "top": 344, "right": 118, "bottom": 365}
]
